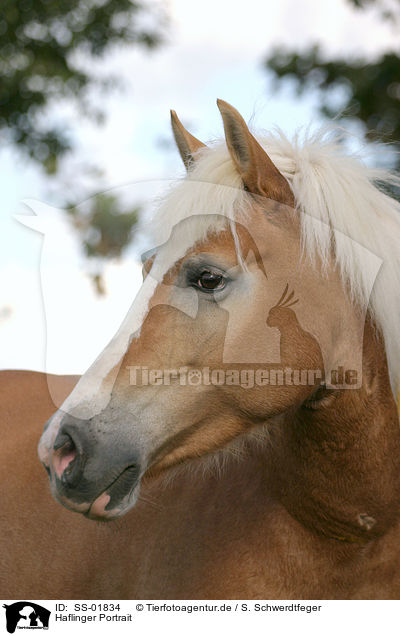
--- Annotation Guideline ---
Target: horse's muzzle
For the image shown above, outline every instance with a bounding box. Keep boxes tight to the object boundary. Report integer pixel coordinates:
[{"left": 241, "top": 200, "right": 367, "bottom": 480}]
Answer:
[{"left": 39, "top": 412, "right": 142, "bottom": 520}]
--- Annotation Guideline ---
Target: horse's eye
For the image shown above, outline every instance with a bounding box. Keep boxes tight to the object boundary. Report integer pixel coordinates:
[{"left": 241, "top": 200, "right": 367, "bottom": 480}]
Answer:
[{"left": 197, "top": 271, "right": 226, "bottom": 291}]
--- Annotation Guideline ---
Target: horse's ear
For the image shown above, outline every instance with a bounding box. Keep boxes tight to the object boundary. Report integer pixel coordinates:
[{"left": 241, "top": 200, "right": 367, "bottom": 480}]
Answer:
[
  {"left": 170, "top": 110, "right": 206, "bottom": 170},
  {"left": 217, "top": 99, "right": 294, "bottom": 206}
]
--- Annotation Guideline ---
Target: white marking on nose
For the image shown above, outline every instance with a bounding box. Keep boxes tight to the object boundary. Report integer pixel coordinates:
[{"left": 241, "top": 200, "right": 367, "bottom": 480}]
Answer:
[
  {"left": 59, "top": 273, "right": 159, "bottom": 420},
  {"left": 57, "top": 237, "right": 196, "bottom": 421}
]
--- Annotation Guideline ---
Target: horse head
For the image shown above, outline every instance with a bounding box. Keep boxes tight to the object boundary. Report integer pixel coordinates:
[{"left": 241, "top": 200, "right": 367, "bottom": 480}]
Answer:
[{"left": 38, "top": 101, "right": 376, "bottom": 520}]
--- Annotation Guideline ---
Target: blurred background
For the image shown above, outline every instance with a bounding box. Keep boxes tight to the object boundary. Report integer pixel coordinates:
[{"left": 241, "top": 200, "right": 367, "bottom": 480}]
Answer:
[{"left": 1, "top": 0, "right": 399, "bottom": 374}]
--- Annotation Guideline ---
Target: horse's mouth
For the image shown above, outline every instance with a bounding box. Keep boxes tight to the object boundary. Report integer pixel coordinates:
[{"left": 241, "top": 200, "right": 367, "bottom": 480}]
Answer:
[{"left": 84, "top": 466, "right": 141, "bottom": 521}]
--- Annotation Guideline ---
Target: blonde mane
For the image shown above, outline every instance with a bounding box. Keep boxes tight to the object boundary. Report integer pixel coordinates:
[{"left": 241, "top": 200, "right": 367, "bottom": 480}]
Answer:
[{"left": 152, "top": 128, "right": 400, "bottom": 396}]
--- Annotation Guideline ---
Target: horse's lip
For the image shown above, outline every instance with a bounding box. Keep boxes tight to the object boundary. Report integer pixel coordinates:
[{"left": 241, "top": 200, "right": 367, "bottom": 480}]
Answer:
[{"left": 85, "top": 466, "right": 141, "bottom": 521}]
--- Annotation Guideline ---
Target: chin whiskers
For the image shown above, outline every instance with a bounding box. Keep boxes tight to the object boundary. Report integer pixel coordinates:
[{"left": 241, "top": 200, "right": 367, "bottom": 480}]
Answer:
[{"left": 138, "top": 492, "right": 164, "bottom": 512}]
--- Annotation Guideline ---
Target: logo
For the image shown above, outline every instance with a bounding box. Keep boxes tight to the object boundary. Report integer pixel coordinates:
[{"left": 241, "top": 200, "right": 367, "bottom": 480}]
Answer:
[{"left": 3, "top": 603, "right": 50, "bottom": 633}]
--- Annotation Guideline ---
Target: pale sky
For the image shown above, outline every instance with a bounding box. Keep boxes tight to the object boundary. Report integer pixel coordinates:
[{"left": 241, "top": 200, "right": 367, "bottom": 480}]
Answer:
[{"left": 1, "top": 0, "right": 398, "bottom": 374}]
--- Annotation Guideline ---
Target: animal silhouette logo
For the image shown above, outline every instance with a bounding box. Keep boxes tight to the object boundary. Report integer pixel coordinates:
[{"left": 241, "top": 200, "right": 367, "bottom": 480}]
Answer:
[
  {"left": 267, "top": 283, "right": 299, "bottom": 327},
  {"left": 2, "top": 602, "right": 50, "bottom": 633},
  {"left": 267, "top": 284, "right": 324, "bottom": 377}
]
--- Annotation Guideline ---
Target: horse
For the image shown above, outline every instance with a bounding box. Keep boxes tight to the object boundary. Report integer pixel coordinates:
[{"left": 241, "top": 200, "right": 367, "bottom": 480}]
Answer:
[{"left": 2, "top": 99, "right": 400, "bottom": 599}]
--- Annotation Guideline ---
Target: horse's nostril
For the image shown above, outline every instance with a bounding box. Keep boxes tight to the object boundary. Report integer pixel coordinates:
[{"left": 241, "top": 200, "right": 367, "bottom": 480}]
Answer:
[
  {"left": 54, "top": 432, "right": 73, "bottom": 452},
  {"left": 53, "top": 431, "right": 81, "bottom": 485}
]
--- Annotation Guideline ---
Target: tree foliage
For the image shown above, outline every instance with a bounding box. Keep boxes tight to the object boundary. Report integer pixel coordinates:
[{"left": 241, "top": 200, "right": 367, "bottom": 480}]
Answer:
[
  {"left": 68, "top": 193, "right": 139, "bottom": 258},
  {"left": 264, "top": 0, "right": 400, "bottom": 167},
  {"left": 0, "top": 0, "right": 165, "bottom": 173},
  {"left": 2, "top": 0, "right": 166, "bottom": 285},
  {"left": 68, "top": 193, "right": 140, "bottom": 293}
]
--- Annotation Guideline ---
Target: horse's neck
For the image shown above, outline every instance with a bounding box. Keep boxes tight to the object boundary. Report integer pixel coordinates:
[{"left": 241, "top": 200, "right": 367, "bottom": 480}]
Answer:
[{"left": 273, "top": 320, "right": 400, "bottom": 543}]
